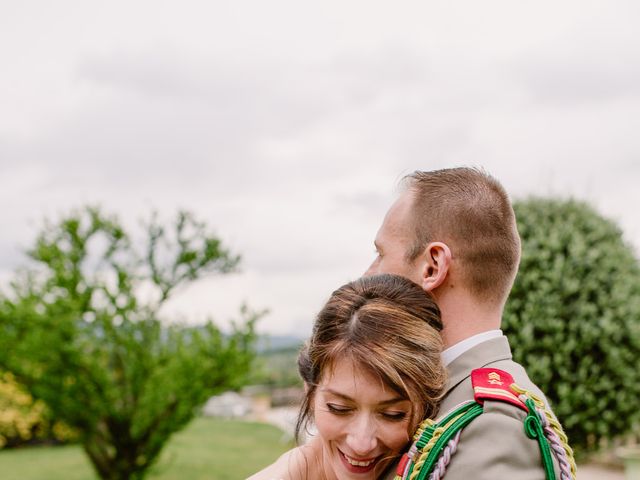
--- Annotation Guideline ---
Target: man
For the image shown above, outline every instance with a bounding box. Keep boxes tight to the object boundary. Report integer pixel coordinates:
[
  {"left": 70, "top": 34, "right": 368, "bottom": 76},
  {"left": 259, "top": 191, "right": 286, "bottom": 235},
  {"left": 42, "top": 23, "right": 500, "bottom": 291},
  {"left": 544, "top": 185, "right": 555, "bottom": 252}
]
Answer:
[{"left": 366, "top": 167, "right": 574, "bottom": 479}]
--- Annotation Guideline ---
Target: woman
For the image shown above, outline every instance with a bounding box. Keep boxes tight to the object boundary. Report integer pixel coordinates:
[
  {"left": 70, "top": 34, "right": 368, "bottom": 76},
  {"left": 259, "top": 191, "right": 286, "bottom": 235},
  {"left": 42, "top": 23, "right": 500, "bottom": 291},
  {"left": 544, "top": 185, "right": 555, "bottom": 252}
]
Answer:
[{"left": 249, "top": 274, "right": 446, "bottom": 480}]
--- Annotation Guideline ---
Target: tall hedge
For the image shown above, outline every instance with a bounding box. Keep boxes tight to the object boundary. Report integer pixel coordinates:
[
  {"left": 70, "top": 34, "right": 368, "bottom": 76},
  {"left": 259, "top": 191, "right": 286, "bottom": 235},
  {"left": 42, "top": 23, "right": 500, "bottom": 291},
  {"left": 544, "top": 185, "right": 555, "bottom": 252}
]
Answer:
[{"left": 503, "top": 198, "right": 640, "bottom": 457}]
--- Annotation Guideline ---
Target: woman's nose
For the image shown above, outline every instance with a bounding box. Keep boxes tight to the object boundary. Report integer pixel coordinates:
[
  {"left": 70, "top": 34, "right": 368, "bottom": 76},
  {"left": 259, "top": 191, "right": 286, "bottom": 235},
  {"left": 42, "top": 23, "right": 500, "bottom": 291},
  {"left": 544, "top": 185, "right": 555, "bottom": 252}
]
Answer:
[{"left": 345, "top": 415, "right": 378, "bottom": 455}]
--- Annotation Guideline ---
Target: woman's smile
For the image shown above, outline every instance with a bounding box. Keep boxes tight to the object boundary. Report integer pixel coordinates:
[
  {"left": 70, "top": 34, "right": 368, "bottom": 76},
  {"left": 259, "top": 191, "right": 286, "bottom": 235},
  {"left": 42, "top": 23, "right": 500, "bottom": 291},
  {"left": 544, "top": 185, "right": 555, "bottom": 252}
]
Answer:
[{"left": 338, "top": 449, "right": 381, "bottom": 473}]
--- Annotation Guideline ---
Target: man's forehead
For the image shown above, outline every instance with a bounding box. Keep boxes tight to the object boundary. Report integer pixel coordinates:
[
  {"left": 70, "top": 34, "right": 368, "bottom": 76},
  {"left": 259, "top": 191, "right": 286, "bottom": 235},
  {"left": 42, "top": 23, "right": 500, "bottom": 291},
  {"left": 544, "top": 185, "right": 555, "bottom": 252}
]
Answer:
[{"left": 381, "top": 193, "right": 414, "bottom": 234}]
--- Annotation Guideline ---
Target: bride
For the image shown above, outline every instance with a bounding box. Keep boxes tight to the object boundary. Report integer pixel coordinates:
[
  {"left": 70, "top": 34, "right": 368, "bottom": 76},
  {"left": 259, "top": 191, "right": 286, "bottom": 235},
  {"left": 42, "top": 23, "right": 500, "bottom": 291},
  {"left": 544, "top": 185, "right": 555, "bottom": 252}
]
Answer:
[{"left": 249, "top": 274, "right": 446, "bottom": 480}]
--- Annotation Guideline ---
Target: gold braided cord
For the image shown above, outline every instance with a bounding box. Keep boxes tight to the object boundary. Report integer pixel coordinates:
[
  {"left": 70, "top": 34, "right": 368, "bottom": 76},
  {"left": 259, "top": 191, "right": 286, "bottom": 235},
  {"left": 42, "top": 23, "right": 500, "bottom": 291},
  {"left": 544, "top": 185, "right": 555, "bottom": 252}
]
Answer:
[
  {"left": 392, "top": 419, "right": 436, "bottom": 480},
  {"left": 408, "top": 410, "right": 469, "bottom": 480},
  {"left": 511, "top": 383, "right": 577, "bottom": 480},
  {"left": 413, "top": 418, "right": 436, "bottom": 442}
]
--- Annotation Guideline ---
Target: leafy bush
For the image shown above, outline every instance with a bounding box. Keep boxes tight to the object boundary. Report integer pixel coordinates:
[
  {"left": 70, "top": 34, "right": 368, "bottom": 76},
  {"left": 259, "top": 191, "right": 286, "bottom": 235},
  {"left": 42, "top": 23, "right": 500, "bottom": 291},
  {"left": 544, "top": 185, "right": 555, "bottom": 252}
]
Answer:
[
  {"left": 0, "top": 371, "right": 77, "bottom": 448},
  {"left": 503, "top": 198, "right": 640, "bottom": 457},
  {"left": 0, "top": 207, "right": 261, "bottom": 480}
]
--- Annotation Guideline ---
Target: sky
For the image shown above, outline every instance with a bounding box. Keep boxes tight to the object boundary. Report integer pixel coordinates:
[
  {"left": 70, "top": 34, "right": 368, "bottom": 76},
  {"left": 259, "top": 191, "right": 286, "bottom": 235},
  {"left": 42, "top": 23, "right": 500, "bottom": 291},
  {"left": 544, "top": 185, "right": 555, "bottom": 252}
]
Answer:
[{"left": 1, "top": 1, "right": 639, "bottom": 337}]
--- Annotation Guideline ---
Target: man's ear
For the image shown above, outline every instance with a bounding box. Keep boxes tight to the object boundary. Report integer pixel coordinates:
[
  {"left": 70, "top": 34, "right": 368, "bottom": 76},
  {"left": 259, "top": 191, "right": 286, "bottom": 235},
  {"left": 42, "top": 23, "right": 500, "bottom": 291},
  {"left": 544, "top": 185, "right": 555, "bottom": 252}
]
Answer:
[{"left": 420, "top": 242, "right": 452, "bottom": 292}]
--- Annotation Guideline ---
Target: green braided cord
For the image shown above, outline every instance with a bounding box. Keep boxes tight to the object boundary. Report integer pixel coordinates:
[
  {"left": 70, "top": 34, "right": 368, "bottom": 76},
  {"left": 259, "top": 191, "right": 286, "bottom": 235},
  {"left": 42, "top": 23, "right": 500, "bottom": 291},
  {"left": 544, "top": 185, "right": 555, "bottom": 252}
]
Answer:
[
  {"left": 412, "top": 401, "right": 476, "bottom": 453},
  {"left": 416, "top": 423, "right": 436, "bottom": 449},
  {"left": 405, "top": 403, "right": 477, "bottom": 479},
  {"left": 511, "top": 384, "right": 577, "bottom": 479},
  {"left": 407, "top": 403, "right": 480, "bottom": 480},
  {"left": 407, "top": 425, "right": 444, "bottom": 479},
  {"left": 434, "top": 400, "right": 478, "bottom": 427},
  {"left": 412, "top": 403, "right": 484, "bottom": 480},
  {"left": 523, "top": 398, "right": 556, "bottom": 480}
]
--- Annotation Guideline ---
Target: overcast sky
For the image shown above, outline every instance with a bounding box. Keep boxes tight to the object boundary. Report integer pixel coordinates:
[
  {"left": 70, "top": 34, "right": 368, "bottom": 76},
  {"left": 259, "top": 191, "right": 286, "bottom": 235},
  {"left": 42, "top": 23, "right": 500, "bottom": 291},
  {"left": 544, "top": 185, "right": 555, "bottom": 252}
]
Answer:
[{"left": 1, "top": 1, "right": 639, "bottom": 336}]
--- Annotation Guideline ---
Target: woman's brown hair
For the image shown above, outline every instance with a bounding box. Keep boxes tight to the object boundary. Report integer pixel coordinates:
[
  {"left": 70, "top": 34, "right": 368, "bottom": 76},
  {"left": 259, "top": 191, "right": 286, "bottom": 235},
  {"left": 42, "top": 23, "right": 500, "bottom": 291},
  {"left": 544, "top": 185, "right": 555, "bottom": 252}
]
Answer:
[{"left": 295, "top": 273, "right": 446, "bottom": 441}]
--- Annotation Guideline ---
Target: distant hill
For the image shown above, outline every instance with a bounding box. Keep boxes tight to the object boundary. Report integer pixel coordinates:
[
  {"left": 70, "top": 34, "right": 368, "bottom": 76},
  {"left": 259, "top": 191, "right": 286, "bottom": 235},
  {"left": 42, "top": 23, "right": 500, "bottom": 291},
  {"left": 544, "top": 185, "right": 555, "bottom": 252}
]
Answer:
[{"left": 251, "top": 335, "right": 305, "bottom": 387}]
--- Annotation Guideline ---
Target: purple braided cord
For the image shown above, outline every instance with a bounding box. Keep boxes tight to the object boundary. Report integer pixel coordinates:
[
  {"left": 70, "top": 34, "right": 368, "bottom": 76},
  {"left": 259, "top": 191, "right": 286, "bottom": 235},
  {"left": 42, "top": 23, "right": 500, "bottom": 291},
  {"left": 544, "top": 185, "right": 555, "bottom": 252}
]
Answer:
[
  {"left": 519, "top": 394, "right": 573, "bottom": 480},
  {"left": 428, "top": 430, "right": 461, "bottom": 480},
  {"left": 536, "top": 406, "right": 572, "bottom": 480}
]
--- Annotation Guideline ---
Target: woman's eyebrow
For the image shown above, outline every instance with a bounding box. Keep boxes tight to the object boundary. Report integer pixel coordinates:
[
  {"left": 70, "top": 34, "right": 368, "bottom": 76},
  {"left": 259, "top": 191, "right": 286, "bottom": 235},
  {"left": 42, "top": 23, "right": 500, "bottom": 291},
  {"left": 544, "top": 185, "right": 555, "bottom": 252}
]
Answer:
[
  {"left": 321, "top": 388, "right": 353, "bottom": 402},
  {"left": 321, "top": 388, "right": 406, "bottom": 406}
]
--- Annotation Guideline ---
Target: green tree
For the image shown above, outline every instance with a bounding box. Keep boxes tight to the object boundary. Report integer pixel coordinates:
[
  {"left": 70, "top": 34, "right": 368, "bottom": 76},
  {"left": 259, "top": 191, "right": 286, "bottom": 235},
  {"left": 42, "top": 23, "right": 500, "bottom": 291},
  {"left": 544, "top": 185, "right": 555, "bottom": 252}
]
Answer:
[
  {"left": 503, "top": 198, "right": 640, "bottom": 457},
  {"left": 0, "top": 207, "right": 260, "bottom": 480}
]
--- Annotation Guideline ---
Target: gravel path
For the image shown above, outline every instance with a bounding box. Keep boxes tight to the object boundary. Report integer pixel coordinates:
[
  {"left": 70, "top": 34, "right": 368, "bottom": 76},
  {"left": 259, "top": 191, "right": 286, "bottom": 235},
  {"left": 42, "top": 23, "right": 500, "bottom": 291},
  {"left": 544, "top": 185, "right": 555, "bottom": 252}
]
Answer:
[{"left": 578, "top": 463, "right": 625, "bottom": 479}]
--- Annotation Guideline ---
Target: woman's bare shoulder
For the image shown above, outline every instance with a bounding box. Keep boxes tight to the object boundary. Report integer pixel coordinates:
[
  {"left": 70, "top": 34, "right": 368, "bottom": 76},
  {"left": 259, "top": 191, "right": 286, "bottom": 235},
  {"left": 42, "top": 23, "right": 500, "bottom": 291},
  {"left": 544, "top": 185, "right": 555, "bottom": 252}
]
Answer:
[{"left": 246, "top": 445, "right": 314, "bottom": 480}]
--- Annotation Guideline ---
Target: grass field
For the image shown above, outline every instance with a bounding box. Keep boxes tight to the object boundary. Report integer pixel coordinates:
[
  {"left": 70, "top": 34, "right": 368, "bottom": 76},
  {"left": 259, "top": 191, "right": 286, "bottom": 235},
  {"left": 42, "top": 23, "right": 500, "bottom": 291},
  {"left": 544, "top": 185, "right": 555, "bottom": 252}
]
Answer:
[{"left": 0, "top": 417, "right": 292, "bottom": 480}]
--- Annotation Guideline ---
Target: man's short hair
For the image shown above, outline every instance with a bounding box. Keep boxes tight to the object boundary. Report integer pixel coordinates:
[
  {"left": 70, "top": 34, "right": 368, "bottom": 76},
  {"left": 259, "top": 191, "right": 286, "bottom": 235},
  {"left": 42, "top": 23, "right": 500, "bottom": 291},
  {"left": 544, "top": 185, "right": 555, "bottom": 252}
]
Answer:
[{"left": 402, "top": 167, "right": 521, "bottom": 305}]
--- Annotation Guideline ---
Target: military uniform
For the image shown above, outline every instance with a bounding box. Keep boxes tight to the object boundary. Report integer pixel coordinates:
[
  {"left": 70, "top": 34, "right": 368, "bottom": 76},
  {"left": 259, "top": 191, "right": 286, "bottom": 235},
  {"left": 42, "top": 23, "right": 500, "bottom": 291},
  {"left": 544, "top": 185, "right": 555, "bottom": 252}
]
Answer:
[{"left": 384, "top": 335, "right": 570, "bottom": 479}]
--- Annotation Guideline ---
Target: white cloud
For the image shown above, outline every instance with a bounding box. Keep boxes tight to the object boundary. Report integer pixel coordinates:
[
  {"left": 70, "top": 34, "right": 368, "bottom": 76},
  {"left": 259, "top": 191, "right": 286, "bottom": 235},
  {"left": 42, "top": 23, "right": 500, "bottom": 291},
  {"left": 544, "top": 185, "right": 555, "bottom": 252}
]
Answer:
[{"left": 1, "top": 0, "right": 639, "bottom": 334}]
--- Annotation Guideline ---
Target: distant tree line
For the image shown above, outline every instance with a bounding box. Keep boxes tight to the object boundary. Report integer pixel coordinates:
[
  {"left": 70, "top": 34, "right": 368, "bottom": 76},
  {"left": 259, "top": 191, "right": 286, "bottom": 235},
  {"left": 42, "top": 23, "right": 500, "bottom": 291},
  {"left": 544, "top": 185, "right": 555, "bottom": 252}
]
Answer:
[{"left": 250, "top": 345, "right": 304, "bottom": 389}]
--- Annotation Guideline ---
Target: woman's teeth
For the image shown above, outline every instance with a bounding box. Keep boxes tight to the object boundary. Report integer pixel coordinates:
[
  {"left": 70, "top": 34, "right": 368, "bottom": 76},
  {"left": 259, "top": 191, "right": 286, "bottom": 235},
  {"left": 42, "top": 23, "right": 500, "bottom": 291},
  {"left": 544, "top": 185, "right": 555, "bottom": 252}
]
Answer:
[{"left": 345, "top": 455, "right": 375, "bottom": 467}]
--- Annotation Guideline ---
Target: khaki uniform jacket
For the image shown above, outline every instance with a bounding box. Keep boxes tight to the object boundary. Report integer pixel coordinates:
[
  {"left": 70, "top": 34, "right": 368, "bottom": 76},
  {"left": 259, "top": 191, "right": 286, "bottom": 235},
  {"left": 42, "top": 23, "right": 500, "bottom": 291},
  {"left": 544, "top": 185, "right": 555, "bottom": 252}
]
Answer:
[{"left": 384, "top": 336, "right": 562, "bottom": 480}]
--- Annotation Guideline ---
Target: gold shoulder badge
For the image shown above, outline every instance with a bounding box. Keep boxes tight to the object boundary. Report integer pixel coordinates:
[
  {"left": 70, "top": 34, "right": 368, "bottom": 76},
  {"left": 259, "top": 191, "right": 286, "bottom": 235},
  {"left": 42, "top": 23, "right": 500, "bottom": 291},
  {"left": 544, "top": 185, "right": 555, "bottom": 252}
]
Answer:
[{"left": 471, "top": 368, "right": 527, "bottom": 411}]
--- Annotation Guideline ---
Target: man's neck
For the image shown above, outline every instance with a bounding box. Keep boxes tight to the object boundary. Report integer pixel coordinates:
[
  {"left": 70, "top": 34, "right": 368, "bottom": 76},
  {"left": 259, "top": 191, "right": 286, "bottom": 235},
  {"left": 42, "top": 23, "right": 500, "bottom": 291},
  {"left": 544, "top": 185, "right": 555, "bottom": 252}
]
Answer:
[{"left": 437, "top": 295, "right": 503, "bottom": 349}]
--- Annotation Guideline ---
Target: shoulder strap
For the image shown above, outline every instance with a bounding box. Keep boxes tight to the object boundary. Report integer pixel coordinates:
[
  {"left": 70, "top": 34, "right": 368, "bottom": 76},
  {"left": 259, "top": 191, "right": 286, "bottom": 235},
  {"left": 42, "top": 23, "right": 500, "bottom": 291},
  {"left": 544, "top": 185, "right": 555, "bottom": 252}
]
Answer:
[
  {"left": 471, "top": 367, "right": 528, "bottom": 411},
  {"left": 472, "top": 368, "right": 563, "bottom": 480}
]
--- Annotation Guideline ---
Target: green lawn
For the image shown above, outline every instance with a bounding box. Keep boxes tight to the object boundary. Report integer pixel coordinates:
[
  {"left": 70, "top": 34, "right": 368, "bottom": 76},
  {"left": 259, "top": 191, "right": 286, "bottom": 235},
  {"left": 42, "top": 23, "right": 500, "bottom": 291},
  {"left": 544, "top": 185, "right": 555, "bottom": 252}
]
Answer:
[{"left": 0, "top": 417, "right": 292, "bottom": 480}]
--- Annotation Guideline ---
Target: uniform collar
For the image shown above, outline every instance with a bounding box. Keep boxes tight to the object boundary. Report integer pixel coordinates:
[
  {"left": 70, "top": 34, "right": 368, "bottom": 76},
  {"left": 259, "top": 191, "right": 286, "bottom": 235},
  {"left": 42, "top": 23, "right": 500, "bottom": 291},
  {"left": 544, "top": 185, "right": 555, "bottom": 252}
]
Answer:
[
  {"left": 444, "top": 335, "right": 513, "bottom": 395},
  {"left": 441, "top": 330, "right": 504, "bottom": 366}
]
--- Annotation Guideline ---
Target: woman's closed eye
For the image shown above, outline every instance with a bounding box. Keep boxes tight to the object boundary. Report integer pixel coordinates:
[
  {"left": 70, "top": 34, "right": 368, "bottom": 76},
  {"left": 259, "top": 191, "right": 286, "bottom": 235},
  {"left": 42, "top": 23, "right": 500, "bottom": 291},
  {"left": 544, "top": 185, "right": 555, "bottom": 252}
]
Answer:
[
  {"left": 326, "top": 403, "right": 352, "bottom": 415},
  {"left": 380, "top": 410, "right": 408, "bottom": 421}
]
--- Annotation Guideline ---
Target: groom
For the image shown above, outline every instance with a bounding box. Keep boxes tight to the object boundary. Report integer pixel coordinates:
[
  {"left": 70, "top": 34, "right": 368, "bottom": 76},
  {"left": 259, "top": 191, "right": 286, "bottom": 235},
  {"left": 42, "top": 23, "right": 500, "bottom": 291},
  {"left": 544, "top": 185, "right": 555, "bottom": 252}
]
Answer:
[{"left": 366, "top": 167, "right": 572, "bottom": 479}]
